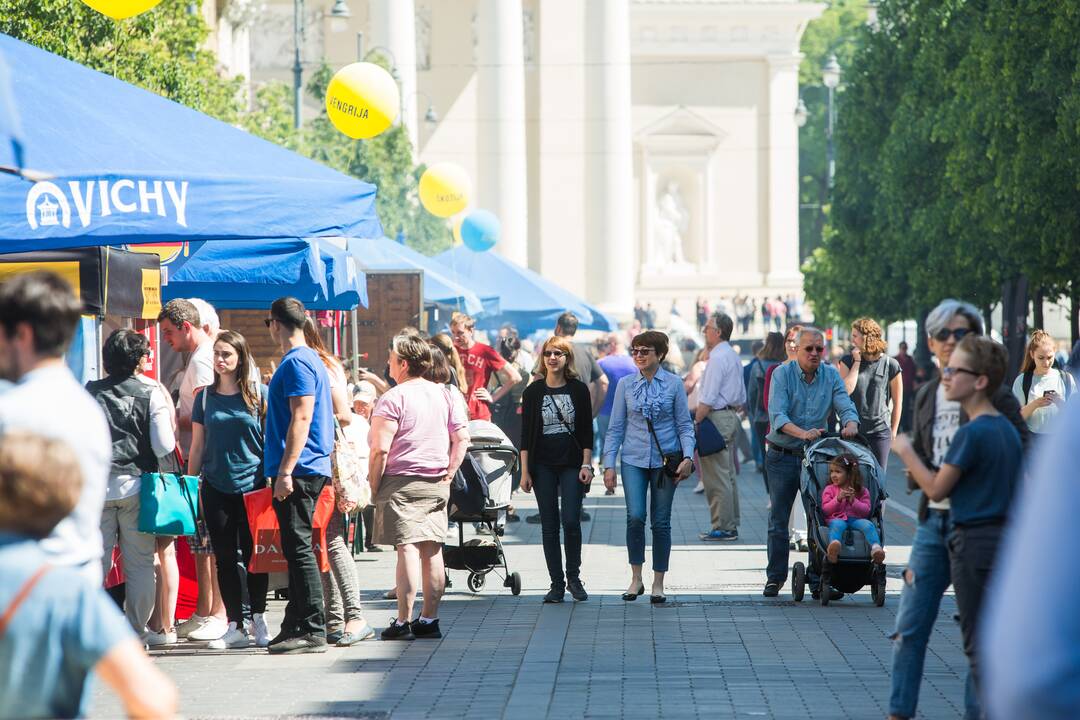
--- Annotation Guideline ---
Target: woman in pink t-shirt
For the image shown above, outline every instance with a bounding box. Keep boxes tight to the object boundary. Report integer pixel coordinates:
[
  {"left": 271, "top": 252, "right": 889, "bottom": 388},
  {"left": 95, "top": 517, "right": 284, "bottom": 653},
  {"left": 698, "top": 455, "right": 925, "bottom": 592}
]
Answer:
[{"left": 369, "top": 333, "right": 470, "bottom": 641}]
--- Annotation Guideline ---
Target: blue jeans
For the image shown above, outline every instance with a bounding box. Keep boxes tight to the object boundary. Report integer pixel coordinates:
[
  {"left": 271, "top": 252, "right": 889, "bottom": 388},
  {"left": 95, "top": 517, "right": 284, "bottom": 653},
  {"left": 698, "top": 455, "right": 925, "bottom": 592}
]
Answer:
[
  {"left": 888, "top": 510, "right": 972, "bottom": 719},
  {"left": 621, "top": 463, "right": 676, "bottom": 572},
  {"left": 595, "top": 415, "right": 610, "bottom": 460},
  {"left": 827, "top": 518, "right": 880, "bottom": 547},
  {"left": 765, "top": 449, "right": 803, "bottom": 584},
  {"left": 531, "top": 464, "right": 584, "bottom": 585}
]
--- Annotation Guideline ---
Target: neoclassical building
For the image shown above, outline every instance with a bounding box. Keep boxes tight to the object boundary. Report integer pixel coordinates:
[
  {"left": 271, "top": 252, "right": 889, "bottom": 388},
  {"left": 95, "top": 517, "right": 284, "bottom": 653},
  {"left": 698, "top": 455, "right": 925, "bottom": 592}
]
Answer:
[{"left": 249, "top": 0, "right": 823, "bottom": 318}]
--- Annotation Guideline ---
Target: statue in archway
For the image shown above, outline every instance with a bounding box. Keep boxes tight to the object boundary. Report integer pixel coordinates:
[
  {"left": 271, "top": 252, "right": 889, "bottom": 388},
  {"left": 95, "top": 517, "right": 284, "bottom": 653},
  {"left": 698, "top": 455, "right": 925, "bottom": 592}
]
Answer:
[{"left": 651, "top": 180, "right": 689, "bottom": 269}]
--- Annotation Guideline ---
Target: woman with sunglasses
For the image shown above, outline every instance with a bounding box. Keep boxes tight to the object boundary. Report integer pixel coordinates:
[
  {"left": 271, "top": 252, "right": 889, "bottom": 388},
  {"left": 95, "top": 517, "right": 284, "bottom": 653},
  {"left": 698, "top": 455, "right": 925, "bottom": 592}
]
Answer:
[
  {"left": 520, "top": 337, "right": 594, "bottom": 603},
  {"left": 885, "top": 299, "right": 1029, "bottom": 720},
  {"left": 602, "top": 331, "right": 695, "bottom": 604},
  {"left": 837, "top": 317, "right": 904, "bottom": 470}
]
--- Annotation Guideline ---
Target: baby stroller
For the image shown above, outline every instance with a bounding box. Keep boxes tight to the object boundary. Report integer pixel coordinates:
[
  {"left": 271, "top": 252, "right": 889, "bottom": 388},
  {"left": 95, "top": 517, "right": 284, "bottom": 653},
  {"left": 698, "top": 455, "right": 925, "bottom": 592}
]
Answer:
[
  {"left": 443, "top": 420, "right": 522, "bottom": 596},
  {"left": 790, "top": 435, "right": 889, "bottom": 607}
]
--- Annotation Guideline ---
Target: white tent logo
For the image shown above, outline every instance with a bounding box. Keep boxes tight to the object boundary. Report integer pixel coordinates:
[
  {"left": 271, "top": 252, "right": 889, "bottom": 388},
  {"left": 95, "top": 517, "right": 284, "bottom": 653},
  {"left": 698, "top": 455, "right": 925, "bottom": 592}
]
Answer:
[
  {"left": 25, "top": 182, "right": 71, "bottom": 230},
  {"left": 25, "top": 179, "right": 189, "bottom": 231}
]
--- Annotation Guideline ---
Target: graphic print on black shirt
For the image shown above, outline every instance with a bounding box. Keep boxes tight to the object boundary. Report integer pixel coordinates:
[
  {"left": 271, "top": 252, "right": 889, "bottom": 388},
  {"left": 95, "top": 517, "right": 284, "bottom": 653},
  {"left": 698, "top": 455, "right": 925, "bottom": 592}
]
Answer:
[{"left": 536, "top": 387, "right": 579, "bottom": 467}]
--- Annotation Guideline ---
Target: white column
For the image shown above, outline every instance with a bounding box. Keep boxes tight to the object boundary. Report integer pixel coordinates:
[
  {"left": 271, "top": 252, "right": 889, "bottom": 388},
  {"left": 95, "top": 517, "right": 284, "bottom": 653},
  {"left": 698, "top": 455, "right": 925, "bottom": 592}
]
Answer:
[
  {"left": 477, "top": 0, "right": 528, "bottom": 265},
  {"left": 765, "top": 54, "right": 803, "bottom": 288},
  {"left": 370, "top": 0, "right": 418, "bottom": 154},
  {"left": 585, "top": 0, "right": 634, "bottom": 318}
]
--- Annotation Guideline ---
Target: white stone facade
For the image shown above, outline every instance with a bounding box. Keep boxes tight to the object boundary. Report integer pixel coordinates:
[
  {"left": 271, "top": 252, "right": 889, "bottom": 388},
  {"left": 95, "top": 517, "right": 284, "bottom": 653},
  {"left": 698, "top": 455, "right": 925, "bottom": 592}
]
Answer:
[{"left": 246, "top": 0, "right": 823, "bottom": 319}]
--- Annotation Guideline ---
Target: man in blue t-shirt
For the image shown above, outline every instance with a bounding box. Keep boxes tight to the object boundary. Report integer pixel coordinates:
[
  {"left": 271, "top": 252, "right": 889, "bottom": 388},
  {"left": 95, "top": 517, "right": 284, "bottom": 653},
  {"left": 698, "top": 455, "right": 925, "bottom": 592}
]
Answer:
[
  {"left": 596, "top": 334, "right": 638, "bottom": 489},
  {"left": 263, "top": 297, "right": 334, "bottom": 655}
]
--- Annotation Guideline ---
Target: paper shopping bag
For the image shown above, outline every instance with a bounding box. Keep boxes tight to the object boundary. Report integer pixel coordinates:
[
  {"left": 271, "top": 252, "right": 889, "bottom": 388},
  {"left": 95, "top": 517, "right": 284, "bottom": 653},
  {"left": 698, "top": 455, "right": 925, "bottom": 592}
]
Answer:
[{"left": 244, "top": 485, "right": 333, "bottom": 574}]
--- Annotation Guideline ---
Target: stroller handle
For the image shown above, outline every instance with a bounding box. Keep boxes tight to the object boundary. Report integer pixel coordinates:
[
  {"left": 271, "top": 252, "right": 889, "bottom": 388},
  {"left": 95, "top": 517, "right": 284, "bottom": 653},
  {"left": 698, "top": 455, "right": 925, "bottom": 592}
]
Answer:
[{"left": 812, "top": 430, "right": 873, "bottom": 449}]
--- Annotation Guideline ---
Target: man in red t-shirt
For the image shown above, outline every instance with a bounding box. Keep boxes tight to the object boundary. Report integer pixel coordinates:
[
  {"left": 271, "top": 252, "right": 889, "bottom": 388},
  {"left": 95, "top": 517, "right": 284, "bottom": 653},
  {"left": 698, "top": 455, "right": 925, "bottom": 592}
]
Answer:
[{"left": 450, "top": 312, "right": 522, "bottom": 421}]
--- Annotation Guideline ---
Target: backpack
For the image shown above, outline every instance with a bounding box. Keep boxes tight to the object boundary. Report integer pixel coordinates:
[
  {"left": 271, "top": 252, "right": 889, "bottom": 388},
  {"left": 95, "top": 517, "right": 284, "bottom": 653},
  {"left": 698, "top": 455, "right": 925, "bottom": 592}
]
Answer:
[{"left": 1021, "top": 367, "right": 1073, "bottom": 403}]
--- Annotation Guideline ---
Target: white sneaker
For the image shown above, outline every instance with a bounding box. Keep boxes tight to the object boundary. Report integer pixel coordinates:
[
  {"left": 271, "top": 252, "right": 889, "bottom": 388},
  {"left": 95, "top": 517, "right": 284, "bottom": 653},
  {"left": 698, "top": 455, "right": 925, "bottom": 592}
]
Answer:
[
  {"left": 693, "top": 481, "right": 705, "bottom": 494},
  {"left": 251, "top": 613, "right": 271, "bottom": 648},
  {"left": 207, "top": 622, "right": 251, "bottom": 649},
  {"left": 144, "top": 629, "right": 177, "bottom": 647},
  {"left": 176, "top": 614, "right": 207, "bottom": 639},
  {"left": 188, "top": 616, "right": 228, "bottom": 641}
]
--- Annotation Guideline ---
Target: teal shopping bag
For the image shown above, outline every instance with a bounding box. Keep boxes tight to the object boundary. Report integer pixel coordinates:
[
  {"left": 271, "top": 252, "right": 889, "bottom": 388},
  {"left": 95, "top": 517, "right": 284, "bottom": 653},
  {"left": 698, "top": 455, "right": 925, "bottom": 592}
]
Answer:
[{"left": 138, "top": 472, "right": 199, "bottom": 536}]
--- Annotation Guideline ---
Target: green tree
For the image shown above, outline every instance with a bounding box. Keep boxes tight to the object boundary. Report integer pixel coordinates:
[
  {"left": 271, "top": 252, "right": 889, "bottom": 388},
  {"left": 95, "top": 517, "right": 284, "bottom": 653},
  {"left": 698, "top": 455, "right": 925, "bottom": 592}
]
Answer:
[
  {"left": 797, "top": 0, "right": 868, "bottom": 261},
  {"left": 0, "top": 0, "right": 244, "bottom": 121}
]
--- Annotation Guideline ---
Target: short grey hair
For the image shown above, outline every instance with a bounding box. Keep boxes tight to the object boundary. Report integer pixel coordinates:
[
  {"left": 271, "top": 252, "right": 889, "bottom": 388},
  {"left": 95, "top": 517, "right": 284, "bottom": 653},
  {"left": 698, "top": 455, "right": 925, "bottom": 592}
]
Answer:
[
  {"left": 794, "top": 326, "right": 825, "bottom": 346},
  {"left": 926, "top": 299, "right": 983, "bottom": 338},
  {"left": 710, "top": 311, "right": 734, "bottom": 341}
]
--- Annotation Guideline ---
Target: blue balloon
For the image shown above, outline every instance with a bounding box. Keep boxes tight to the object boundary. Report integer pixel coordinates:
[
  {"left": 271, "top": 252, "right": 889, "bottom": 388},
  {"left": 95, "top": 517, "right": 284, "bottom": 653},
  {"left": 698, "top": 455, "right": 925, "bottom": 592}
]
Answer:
[{"left": 461, "top": 210, "right": 500, "bottom": 252}]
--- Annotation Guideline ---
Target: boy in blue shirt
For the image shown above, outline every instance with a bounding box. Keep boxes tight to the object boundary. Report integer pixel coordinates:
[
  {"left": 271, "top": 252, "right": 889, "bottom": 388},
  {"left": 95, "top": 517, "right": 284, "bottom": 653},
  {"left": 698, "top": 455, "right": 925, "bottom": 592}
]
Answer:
[
  {"left": 0, "top": 431, "right": 176, "bottom": 719},
  {"left": 893, "top": 335, "right": 1021, "bottom": 720}
]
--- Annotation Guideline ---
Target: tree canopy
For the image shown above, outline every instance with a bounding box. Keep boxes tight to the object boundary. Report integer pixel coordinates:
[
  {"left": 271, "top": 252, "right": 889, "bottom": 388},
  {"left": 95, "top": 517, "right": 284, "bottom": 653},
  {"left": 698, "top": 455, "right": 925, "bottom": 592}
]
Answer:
[{"left": 804, "top": 0, "right": 1080, "bottom": 328}]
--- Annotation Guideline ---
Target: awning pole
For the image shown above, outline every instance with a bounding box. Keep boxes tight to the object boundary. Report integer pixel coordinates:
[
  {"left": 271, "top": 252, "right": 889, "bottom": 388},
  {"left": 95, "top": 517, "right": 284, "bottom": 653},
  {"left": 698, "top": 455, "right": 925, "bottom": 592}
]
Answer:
[{"left": 351, "top": 308, "right": 360, "bottom": 382}]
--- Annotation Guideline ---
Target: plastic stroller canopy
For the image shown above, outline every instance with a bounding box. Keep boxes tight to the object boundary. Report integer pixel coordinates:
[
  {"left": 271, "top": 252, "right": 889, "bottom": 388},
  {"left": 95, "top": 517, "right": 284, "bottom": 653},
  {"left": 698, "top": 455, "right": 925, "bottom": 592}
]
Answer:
[
  {"left": 163, "top": 239, "right": 367, "bottom": 310},
  {"left": 342, "top": 237, "right": 495, "bottom": 317},
  {"left": 434, "top": 246, "right": 616, "bottom": 335},
  {"left": 0, "top": 34, "right": 383, "bottom": 253}
]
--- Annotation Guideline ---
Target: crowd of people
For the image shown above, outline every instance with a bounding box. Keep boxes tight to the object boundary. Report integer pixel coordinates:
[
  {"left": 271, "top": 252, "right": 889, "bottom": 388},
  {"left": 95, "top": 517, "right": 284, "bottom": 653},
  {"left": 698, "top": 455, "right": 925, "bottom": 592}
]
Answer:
[{"left": 3, "top": 267, "right": 1078, "bottom": 719}]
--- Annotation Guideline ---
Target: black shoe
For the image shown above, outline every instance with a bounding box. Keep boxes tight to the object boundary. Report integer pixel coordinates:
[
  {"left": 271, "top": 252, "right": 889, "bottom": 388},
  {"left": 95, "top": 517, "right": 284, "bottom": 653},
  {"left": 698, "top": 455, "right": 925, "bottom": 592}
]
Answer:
[
  {"left": 762, "top": 582, "right": 781, "bottom": 598},
  {"left": 567, "top": 578, "right": 588, "bottom": 602},
  {"left": 650, "top": 594, "right": 667, "bottom": 604},
  {"left": 364, "top": 544, "right": 383, "bottom": 552},
  {"left": 580, "top": 510, "right": 591, "bottom": 522},
  {"left": 621, "top": 583, "right": 645, "bottom": 601},
  {"left": 267, "top": 633, "right": 328, "bottom": 655},
  {"left": 543, "top": 583, "right": 566, "bottom": 603},
  {"left": 268, "top": 626, "right": 300, "bottom": 647},
  {"left": 411, "top": 618, "right": 442, "bottom": 639},
  {"left": 506, "top": 513, "right": 521, "bottom": 523},
  {"left": 380, "top": 619, "right": 415, "bottom": 641},
  {"left": 326, "top": 629, "right": 345, "bottom": 645},
  {"left": 811, "top": 587, "right": 845, "bottom": 601},
  {"left": 525, "top": 514, "right": 543, "bottom": 524}
]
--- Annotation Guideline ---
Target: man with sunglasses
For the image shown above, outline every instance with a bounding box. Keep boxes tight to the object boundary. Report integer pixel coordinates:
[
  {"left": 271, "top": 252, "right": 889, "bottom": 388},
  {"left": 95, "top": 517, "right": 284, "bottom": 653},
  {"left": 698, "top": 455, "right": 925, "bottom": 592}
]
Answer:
[
  {"left": 886, "top": 299, "right": 1029, "bottom": 720},
  {"left": 764, "top": 326, "right": 859, "bottom": 599}
]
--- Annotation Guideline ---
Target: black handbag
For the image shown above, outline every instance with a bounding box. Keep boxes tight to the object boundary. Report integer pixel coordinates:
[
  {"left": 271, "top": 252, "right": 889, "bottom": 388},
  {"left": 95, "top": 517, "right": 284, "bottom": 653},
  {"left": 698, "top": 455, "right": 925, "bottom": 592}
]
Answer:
[{"left": 645, "top": 418, "right": 683, "bottom": 485}]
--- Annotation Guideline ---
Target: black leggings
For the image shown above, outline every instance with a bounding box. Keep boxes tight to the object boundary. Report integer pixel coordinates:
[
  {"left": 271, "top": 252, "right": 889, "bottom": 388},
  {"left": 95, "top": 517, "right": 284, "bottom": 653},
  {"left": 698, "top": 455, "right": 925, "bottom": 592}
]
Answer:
[{"left": 201, "top": 482, "right": 268, "bottom": 624}]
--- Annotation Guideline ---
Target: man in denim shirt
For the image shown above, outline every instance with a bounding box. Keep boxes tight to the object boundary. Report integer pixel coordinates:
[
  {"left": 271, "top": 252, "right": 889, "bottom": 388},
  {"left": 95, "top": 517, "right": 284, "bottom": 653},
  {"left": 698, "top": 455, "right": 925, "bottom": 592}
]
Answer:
[{"left": 764, "top": 327, "right": 859, "bottom": 598}]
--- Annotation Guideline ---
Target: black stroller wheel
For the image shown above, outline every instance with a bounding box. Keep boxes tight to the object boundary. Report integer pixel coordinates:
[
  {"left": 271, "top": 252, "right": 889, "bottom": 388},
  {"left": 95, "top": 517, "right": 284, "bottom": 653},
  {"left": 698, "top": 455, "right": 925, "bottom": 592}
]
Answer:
[
  {"left": 819, "top": 569, "right": 831, "bottom": 607},
  {"left": 791, "top": 562, "right": 806, "bottom": 602},
  {"left": 509, "top": 572, "right": 522, "bottom": 596},
  {"left": 872, "top": 566, "right": 887, "bottom": 607},
  {"left": 467, "top": 572, "right": 485, "bottom": 593}
]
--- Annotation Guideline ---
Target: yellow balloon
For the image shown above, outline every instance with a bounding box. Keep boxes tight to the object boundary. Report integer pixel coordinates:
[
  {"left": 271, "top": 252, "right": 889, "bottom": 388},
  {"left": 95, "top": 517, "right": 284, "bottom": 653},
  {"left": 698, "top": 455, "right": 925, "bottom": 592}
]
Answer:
[
  {"left": 419, "top": 163, "right": 472, "bottom": 218},
  {"left": 79, "top": 0, "right": 162, "bottom": 19},
  {"left": 325, "top": 63, "right": 399, "bottom": 140},
  {"left": 452, "top": 216, "right": 465, "bottom": 246}
]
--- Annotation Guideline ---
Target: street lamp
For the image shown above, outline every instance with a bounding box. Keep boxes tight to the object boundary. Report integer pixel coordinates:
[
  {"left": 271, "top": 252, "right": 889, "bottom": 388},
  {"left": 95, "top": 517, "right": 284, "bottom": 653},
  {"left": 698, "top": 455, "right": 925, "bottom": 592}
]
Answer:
[
  {"left": 822, "top": 54, "right": 841, "bottom": 188},
  {"left": 293, "top": 0, "right": 352, "bottom": 129}
]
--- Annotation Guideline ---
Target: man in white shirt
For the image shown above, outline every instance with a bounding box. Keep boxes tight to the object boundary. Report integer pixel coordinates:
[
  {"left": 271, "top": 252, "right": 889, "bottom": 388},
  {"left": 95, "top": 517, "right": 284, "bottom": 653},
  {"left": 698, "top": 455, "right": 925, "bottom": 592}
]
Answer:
[
  {"left": 157, "top": 298, "right": 227, "bottom": 640},
  {"left": 0, "top": 272, "right": 112, "bottom": 583},
  {"left": 695, "top": 312, "right": 747, "bottom": 541}
]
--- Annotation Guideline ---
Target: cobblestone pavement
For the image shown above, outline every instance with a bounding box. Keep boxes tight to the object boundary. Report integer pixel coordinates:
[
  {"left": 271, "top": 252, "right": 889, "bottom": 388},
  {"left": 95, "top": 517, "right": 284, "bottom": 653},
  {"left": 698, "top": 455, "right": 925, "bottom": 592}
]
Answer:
[{"left": 91, "top": 449, "right": 967, "bottom": 719}]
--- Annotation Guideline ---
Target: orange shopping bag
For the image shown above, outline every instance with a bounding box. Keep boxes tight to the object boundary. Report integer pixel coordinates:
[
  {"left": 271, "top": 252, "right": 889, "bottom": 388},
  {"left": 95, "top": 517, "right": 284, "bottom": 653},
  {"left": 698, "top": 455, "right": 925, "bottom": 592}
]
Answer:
[{"left": 244, "top": 484, "right": 334, "bottom": 574}]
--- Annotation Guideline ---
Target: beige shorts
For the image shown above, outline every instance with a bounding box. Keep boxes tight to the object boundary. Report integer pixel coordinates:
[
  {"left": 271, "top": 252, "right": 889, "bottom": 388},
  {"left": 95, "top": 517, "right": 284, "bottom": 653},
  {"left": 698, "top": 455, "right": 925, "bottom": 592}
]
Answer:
[{"left": 373, "top": 475, "right": 449, "bottom": 547}]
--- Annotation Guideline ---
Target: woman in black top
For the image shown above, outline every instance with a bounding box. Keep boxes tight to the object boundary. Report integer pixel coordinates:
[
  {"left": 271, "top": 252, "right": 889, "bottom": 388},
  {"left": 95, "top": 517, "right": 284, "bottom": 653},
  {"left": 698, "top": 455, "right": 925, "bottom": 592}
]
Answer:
[
  {"left": 838, "top": 317, "right": 903, "bottom": 470},
  {"left": 520, "top": 336, "right": 594, "bottom": 604}
]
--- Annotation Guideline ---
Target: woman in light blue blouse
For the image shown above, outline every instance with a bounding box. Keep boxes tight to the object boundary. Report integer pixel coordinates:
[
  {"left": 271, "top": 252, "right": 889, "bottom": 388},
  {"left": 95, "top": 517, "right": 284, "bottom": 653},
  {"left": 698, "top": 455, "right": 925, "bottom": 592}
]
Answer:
[{"left": 603, "top": 331, "right": 696, "bottom": 603}]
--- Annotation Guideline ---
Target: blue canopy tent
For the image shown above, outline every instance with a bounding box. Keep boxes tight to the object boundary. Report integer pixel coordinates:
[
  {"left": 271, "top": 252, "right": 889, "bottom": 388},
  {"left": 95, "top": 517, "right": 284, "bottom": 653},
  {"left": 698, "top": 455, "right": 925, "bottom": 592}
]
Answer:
[
  {"left": 0, "top": 34, "right": 382, "bottom": 252},
  {"left": 162, "top": 239, "right": 367, "bottom": 310},
  {"left": 343, "top": 237, "right": 496, "bottom": 316},
  {"left": 434, "top": 246, "right": 616, "bottom": 335}
]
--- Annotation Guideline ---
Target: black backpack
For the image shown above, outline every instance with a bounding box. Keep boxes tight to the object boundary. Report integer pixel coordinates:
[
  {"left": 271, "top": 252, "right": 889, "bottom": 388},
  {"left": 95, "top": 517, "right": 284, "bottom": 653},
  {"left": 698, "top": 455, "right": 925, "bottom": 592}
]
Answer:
[{"left": 1021, "top": 366, "right": 1074, "bottom": 403}]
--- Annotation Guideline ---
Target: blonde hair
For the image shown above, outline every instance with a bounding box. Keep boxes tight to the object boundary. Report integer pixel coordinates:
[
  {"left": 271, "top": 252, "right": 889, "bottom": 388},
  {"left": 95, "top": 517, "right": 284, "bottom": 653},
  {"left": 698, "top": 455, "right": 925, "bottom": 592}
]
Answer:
[
  {"left": 852, "top": 317, "right": 888, "bottom": 360},
  {"left": 450, "top": 312, "right": 475, "bottom": 330},
  {"left": 956, "top": 335, "right": 1008, "bottom": 396},
  {"left": 0, "top": 432, "right": 82, "bottom": 538},
  {"left": 534, "top": 336, "right": 579, "bottom": 383},
  {"left": 1020, "top": 329, "right": 1056, "bottom": 375}
]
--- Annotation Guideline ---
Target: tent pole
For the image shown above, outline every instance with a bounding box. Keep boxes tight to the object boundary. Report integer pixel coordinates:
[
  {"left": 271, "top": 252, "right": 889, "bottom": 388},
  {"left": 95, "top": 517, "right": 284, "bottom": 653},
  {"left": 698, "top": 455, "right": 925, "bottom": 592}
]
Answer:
[{"left": 351, "top": 307, "right": 360, "bottom": 382}]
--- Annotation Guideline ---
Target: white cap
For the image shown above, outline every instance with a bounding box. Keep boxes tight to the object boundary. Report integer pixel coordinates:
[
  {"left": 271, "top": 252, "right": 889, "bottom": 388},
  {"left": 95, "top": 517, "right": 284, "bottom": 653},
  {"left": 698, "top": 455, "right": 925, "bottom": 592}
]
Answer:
[
  {"left": 353, "top": 380, "right": 377, "bottom": 403},
  {"left": 187, "top": 298, "right": 220, "bottom": 335}
]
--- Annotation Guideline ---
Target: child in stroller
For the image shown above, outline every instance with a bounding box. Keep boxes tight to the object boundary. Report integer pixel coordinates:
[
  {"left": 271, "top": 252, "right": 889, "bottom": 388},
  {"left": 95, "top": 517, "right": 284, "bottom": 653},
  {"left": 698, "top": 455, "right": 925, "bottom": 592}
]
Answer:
[{"left": 822, "top": 454, "right": 886, "bottom": 566}]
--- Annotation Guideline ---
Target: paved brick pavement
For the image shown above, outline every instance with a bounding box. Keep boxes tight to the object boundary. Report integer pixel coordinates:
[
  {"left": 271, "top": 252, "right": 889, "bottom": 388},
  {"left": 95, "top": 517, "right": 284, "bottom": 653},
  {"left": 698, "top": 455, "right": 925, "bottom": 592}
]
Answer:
[{"left": 90, "top": 450, "right": 967, "bottom": 719}]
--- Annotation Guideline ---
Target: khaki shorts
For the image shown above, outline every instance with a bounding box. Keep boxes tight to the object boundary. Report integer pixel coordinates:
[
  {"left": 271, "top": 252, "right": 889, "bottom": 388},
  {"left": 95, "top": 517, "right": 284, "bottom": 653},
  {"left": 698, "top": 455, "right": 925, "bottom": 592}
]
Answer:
[{"left": 373, "top": 475, "right": 449, "bottom": 547}]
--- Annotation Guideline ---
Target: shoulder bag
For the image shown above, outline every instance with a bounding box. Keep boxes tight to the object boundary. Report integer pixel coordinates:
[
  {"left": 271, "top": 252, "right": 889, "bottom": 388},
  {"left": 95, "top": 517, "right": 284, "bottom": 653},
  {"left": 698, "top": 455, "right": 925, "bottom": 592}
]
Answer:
[
  {"left": 549, "top": 386, "right": 593, "bottom": 492},
  {"left": 331, "top": 417, "right": 371, "bottom": 514},
  {"left": 641, "top": 384, "right": 683, "bottom": 485},
  {"left": 138, "top": 445, "right": 199, "bottom": 536}
]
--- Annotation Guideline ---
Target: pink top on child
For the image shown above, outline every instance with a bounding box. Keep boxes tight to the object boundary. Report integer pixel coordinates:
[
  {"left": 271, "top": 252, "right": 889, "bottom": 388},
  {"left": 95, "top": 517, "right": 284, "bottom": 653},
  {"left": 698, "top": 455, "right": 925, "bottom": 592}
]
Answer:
[
  {"left": 821, "top": 485, "right": 871, "bottom": 522},
  {"left": 373, "top": 379, "right": 469, "bottom": 479}
]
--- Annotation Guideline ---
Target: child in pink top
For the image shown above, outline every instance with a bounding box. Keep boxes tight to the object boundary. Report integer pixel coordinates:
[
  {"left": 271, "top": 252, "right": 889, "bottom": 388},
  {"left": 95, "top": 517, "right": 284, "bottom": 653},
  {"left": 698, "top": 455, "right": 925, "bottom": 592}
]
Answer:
[{"left": 821, "top": 454, "right": 885, "bottom": 565}]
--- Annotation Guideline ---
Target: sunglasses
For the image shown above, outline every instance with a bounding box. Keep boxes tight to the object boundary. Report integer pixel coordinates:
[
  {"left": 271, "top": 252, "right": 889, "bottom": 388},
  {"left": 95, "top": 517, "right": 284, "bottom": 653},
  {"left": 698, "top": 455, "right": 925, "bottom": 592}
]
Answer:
[
  {"left": 934, "top": 327, "right": 971, "bottom": 342},
  {"left": 629, "top": 348, "right": 655, "bottom": 356},
  {"left": 542, "top": 350, "right": 565, "bottom": 358},
  {"left": 263, "top": 318, "right": 273, "bottom": 327},
  {"left": 801, "top": 345, "right": 825, "bottom": 353},
  {"left": 942, "top": 366, "right": 980, "bottom": 379}
]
